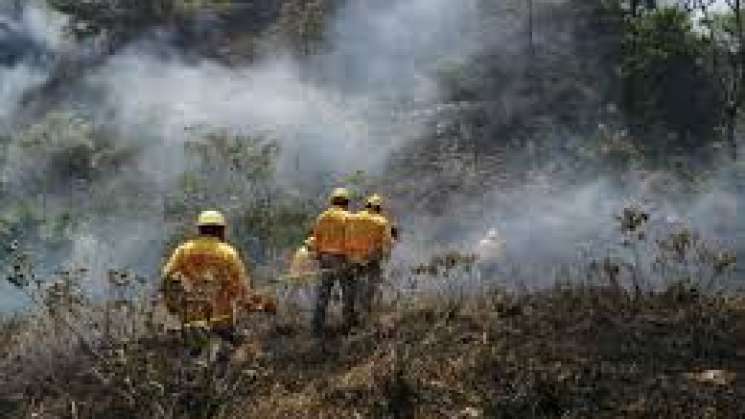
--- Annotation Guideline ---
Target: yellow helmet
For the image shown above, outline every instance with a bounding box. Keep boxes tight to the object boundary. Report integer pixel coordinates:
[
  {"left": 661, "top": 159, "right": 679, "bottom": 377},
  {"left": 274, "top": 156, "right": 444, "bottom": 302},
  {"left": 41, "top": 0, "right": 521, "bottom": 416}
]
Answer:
[
  {"left": 197, "top": 210, "right": 226, "bottom": 227},
  {"left": 365, "top": 193, "right": 383, "bottom": 208},
  {"left": 329, "top": 187, "right": 350, "bottom": 203}
]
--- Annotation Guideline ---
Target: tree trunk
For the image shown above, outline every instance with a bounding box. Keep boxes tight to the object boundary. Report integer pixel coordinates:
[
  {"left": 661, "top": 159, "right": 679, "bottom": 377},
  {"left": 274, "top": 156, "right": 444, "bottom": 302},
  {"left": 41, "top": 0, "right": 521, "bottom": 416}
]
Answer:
[
  {"left": 630, "top": 0, "right": 640, "bottom": 17},
  {"left": 731, "top": 131, "right": 738, "bottom": 161},
  {"left": 528, "top": 0, "right": 535, "bottom": 62},
  {"left": 730, "top": 0, "right": 743, "bottom": 160},
  {"left": 726, "top": 107, "right": 738, "bottom": 160}
]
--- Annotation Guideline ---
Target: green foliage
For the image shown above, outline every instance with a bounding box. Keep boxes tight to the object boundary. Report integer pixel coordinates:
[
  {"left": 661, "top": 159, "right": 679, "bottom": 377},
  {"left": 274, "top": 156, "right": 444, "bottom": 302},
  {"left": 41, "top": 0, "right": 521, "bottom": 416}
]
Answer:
[
  {"left": 47, "top": 0, "right": 233, "bottom": 37},
  {"left": 15, "top": 111, "right": 94, "bottom": 161},
  {"left": 46, "top": 0, "right": 336, "bottom": 59},
  {"left": 168, "top": 128, "right": 316, "bottom": 265},
  {"left": 621, "top": 7, "right": 723, "bottom": 154},
  {"left": 5, "top": 111, "right": 96, "bottom": 191},
  {"left": 276, "top": 0, "right": 333, "bottom": 55},
  {"left": 622, "top": 9, "right": 698, "bottom": 74},
  {"left": 48, "top": 0, "right": 177, "bottom": 39}
]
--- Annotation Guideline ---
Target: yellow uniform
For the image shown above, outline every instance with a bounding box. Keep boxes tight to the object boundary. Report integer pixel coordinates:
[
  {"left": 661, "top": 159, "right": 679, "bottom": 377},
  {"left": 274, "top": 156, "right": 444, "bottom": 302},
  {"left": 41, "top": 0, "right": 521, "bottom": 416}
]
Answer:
[
  {"left": 346, "top": 210, "right": 392, "bottom": 263},
  {"left": 348, "top": 194, "right": 395, "bottom": 317},
  {"left": 313, "top": 188, "right": 358, "bottom": 335},
  {"left": 289, "top": 245, "right": 318, "bottom": 277},
  {"left": 313, "top": 206, "right": 350, "bottom": 255},
  {"left": 162, "top": 236, "right": 251, "bottom": 328},
  {"left": 373, "top": 212, "right": 394, "bottom": 257},
  {"left": 475, "top": 229, "right": 505, "bottom": 264}
]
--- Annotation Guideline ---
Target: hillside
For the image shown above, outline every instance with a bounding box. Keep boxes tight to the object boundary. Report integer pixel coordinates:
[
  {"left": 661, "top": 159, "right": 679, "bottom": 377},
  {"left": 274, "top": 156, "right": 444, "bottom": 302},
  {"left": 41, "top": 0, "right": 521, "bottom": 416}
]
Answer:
[
  {"left": 2, "top": 277, "right": 744, "bottom": 417},
  {"left": 0, "top": 0, "right": 743, "bottom": 417}
]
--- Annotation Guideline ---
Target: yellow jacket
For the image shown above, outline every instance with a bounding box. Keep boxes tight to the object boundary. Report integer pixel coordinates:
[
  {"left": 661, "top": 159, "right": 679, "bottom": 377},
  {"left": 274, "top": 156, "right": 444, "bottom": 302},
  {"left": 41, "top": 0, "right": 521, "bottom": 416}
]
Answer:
[
  {"left": 346, "top": 210, "right": 392, "bottom": 263},
  {"left": 374, "top": 213, "right": 394, "bottom": 254},
  {"left": 162, "top": 236, "right": 251, "bottom": 328},
  {"left": 313, "top": 205, "right": 350, "bottom": 255},
  {"left": 289, "top": 245, "right": 318, "bottom": 277}
]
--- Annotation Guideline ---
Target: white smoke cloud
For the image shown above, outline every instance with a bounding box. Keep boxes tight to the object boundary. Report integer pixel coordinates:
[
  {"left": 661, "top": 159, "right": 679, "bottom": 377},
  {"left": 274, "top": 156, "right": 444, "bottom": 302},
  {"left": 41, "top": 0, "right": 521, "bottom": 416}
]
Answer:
[
  {"left": 0, "top": 64, "right": 46, "bottom": 128},
  {"left": 85, "top": 0, "right": 482, "bottom": 183},
  {"left": 0, "top": 0, "right": 486, "bottom": 309},
  {"left": 20, "top": 2, "right": 67, "bottom": 50},
  {"left": 0, "top": 0, "right": 740, "bottom": 312},
  {"left": 0, "top": 3, "right": 68, "bottom": 131}
]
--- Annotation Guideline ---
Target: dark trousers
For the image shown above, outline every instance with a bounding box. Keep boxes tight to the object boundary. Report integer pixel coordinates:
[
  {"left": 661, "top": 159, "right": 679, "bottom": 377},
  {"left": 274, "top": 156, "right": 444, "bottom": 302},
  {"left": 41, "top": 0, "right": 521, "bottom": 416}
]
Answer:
[
  {"left": 312, "top": 254, "right": 356, "bottom": 335},
  {"left": 359, "top": 261, "right": 382, "bottom": 315}
]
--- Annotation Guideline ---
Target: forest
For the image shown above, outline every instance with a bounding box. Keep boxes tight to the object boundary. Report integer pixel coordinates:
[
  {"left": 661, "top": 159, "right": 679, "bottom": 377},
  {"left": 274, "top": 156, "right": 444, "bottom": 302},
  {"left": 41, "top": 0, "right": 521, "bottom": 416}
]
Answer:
[{"left": 0, "top": 0, "right": 743, "bottom": 417}]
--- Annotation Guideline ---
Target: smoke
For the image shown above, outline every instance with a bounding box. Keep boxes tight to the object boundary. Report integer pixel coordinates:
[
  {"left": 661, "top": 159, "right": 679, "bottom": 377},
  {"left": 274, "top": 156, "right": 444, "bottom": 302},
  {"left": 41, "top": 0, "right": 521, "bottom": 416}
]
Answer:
[
  {"left": 0, "top": 0, "right": 487, "bottom": 308},
  {"left": 0, "top": 0, "right": 740, "bottom": 312},
  {"left": 83, "top": 0, "right": 482, "bottom": 182},
  {"left": 0, "top": 3, "right": 66, "bottom": 132},
  {"left": 381, "top": 1, "right": 741, "bottom": 289}
]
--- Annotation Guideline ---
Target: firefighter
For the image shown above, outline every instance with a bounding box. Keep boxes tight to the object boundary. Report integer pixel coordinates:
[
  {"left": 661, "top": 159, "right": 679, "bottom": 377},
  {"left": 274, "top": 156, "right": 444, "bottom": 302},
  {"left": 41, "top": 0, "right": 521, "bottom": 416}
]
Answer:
[
  {"left": 348, "top": 194, "right": 393, "bottom": 317},
  {"left": 476, "top": 228, "right": 505, "bottom": 262},
  {"left": 281, "top": 236, "right": 318, "bottom": 309},
  {"left": 369, "top": 194, "right": 396, "bottom": 247},
  {"left": 474, "top": 227, "right": 505, "bottom": 281},
  {"left": 162, "top": 210, "right": 274, "bottom": 344},
  {"left": 369, "top": 193, "right": 398, "bottom": 244},
  {"left": 289, "top": 236, "right": 318, "bottom": 278},
  {"left": 312, "top": 187, "right": 355, "bottom": 336}
]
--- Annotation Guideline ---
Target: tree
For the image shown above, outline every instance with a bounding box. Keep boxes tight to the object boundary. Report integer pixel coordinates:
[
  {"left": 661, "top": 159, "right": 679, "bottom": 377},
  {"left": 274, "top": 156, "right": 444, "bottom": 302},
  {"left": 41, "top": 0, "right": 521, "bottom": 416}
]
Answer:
[
  {"left": 276, "top": 0, "right": 334, "bottom": 56},
  {"left": 629, "top": 0, "right": 657, "bottom": 16},
  {"left": 621, "top": 7, "right": 723, "bottom": 158},
  {"left": 172, "top": 128, "right": 314, "bottom": 265},
  {"left": 684, "top": 0, "right": 744, "bottom": 160},
  {"left": 46, "top": 0, "right": 239, "bottom": 54}
]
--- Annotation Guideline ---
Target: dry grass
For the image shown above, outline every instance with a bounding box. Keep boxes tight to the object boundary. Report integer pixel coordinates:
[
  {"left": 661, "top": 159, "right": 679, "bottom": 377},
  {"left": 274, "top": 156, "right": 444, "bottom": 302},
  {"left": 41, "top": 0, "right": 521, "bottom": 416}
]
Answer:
[
  {"left": 0, "top": 211, "right": 742, "bottom": 418},
  {"left": 242, "top": 284, "right": 745, "bottom": 418},
  {"left": 1, "top": 276, "right": 744, "bottom": 418}
]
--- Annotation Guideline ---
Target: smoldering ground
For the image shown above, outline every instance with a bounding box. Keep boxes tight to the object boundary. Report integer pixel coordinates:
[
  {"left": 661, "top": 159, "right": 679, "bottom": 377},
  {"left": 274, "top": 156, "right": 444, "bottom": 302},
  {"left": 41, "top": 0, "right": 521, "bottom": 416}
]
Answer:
[{"left": 0, "top": 0, "right": 741, "bottom": 310}]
